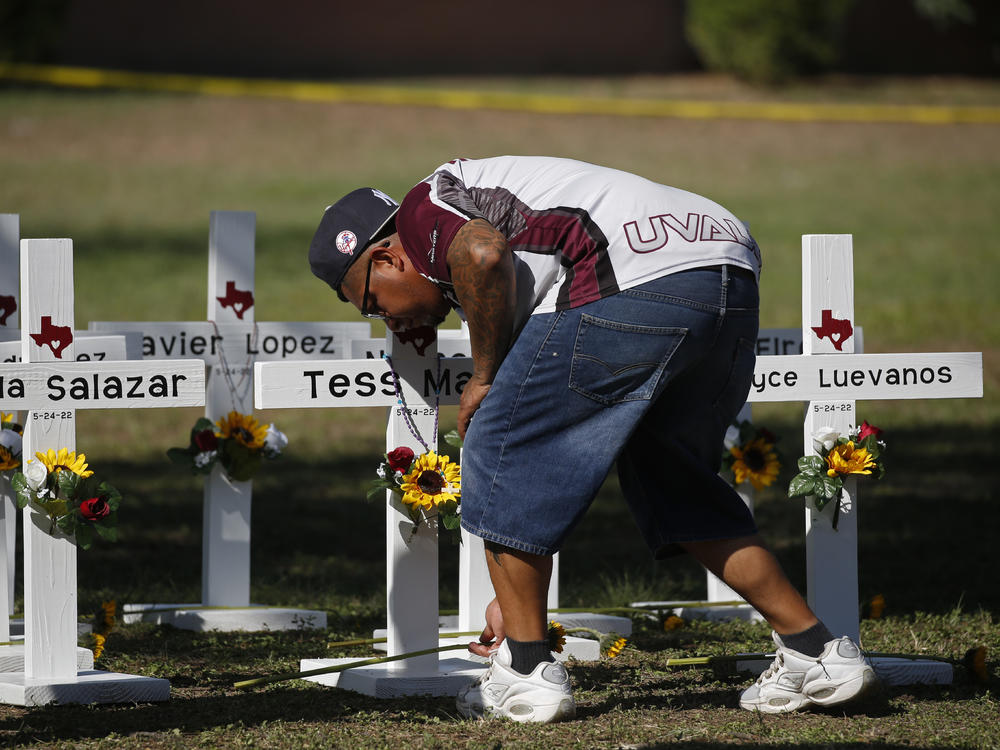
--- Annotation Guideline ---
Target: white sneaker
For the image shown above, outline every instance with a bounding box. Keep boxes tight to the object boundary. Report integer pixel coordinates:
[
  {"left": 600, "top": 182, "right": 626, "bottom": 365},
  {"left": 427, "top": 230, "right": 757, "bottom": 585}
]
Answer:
[
  {"left": 739, "top": 632, "right": 877, "bottom": 714},
  {"left": 456, "top": 640, "right": 576, "bottom": 723}
]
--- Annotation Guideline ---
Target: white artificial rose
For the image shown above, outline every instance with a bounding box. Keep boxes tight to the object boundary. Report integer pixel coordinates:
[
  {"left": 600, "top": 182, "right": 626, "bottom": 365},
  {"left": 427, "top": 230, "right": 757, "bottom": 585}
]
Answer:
[
  {"left": 812, "top": 426, "right": 841, "bottom": 454},
  {"left": 723, "top": 424, "right": 740, "bottom": 450},
  {"left": 0, "top": 428, "right": 21, "bottom": 458},
  {"left": 194, "top": 450, "right": 218, "bottom": 468},
  {"left": 23, "top": 458, "right": 48, "bottom": 491},
  {"left": 263, "top": 424, "right": 288, "bottom": 457}
]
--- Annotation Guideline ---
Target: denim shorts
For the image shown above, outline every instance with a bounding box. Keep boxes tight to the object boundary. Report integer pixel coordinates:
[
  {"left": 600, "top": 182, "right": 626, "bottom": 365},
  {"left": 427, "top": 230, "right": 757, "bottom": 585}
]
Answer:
[{"left": 460, "top": 265, "right": 760, "bottom": 558}]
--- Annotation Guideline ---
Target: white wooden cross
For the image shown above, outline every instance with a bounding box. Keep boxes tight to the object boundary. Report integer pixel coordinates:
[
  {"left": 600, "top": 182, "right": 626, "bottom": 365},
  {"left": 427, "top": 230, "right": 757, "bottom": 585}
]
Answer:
[
  {"left": 258, "top": 233, "right": 982, "bottom": 693},
  {"left": 0, "top": 214, "right": 140, "bottom": 646},
  {"left": 0, "top": 237, "right": 204, "bottom": 706},
  {"left": 748, "top": 235, "right": 980, "bottom": 685},
  {"left": 90, "top": 211, "right": 369, "bottom": 632}
]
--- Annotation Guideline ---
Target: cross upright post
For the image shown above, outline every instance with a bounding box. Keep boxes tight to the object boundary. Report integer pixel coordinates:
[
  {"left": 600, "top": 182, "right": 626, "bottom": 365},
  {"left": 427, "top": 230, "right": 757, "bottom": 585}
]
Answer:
[
  {"left": 0, "top": 237, "right": 204, "bottom": 706},
  {"left": 801, "top": 235, "right": 861, "bottom": 641},
  {"left": 202, "top": 211, "right": 256, "bottom": 609}
]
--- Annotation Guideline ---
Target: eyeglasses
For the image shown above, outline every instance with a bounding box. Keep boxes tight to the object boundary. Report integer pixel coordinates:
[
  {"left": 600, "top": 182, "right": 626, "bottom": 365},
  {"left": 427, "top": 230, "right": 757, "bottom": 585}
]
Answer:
[{"left": 360, "top": 253, "right": 389, "bottom": 321}]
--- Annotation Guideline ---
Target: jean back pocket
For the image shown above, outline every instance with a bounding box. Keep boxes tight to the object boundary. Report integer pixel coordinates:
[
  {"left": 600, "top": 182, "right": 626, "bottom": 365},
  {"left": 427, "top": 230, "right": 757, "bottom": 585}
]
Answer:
[{"left": 569, "top": 314, "right": 687, "bottom": 406}]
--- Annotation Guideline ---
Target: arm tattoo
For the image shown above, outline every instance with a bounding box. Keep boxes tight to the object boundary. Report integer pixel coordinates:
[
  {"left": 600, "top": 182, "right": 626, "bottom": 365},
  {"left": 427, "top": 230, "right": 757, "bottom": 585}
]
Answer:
[{"left": 447, "top": 219, "right": 516, "bottom": 382}]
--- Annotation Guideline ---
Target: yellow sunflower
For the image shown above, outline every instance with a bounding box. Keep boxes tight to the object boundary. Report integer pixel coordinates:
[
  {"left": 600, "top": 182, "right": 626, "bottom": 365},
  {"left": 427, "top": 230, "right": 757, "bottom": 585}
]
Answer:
[
  {"left": 399, "top": 451, "right": 460, "bottom": 511},
  {"left": 729, "top": 437, "right": 780, "bottom": 490},
  {"left": 0, "top": 446, "right": 17, "bottom": 472},
  {"left": 92, "top": 632, "right": 106, "bottom": 660},
  {"left": 868, "top": 594, "right": 886, "bottom": 620},
  {"left": 604, "top": 636, "right": 628, "bottom": 659},
  {"left": 1, "top": 412, "right": 13, "bottom": 424},
  {"left": 663, "top": 615, "right": 685, "bottom": 631},
  {"left": 97, "top": 600, "right": 117, "bottom": 633},
  {"left": 825, "top": 441, "right": 875, "bottom": 478},
  {"left": 215, "top": 411, "right": 268, "bottom": 450},
  {"left": 36, "top": 448, "right": 93, "bottom": 477},
  {"left": 547, "top": 621, "right": 567, "bottom": 654}
]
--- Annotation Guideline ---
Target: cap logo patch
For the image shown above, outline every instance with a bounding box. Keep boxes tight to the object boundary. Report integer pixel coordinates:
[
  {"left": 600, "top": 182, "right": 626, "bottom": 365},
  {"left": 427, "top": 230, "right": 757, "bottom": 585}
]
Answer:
[{"left": 335, "top": 230, "right": 358, "bottom": 255}]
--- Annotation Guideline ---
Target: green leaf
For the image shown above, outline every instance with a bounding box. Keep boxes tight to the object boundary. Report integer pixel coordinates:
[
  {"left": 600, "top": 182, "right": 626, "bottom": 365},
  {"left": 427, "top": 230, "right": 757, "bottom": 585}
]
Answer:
[
  {"left": 788, "top": 474, "right": 817, "bottom": 498},
  {"left": 191, "top": 417, "right": 216, "bottom": 435},
  {"left": 94, "top": 521, "right": 118, "bottom": 542},
  {"left": 99, "top": 482, "right": 122, "bottom": 511},
  {"left": 797, "top": 455, "right": 825, "bottom": 474},
  {"left": 39, "top": 498, "right": 69, "bottom": 518},
  {"left": 818, "top": 475, "right": 842, "bottom": 500},
  {"left": 74, "top": 523, "right": 94, "bottom": 550},
  {"left": 441, "top": 512, "right": 461, "bottom": 530},
  {"left": 11, "top": 473, "right": 28, "bottom": 496},
  {"left": 221, "top": 440, "right": 261, "bottom": 482},
  {"left": 56, "top": 513, "right": 77, "bottom": 534},
  {"left": 57, "top": 470, "right": 80, "bottom": 497},
  {"left": 443, "top": 429, "right": 464, "bottom": 448},
  {"left": 366, "top": 482, "right": 394, "bottom": 502}
]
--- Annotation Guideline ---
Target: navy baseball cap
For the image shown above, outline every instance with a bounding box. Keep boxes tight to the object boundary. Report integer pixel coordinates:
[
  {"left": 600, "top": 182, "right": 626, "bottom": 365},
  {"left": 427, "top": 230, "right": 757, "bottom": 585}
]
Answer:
[{"left": 309, "top": 187, "right": 399, "bottom": 300}]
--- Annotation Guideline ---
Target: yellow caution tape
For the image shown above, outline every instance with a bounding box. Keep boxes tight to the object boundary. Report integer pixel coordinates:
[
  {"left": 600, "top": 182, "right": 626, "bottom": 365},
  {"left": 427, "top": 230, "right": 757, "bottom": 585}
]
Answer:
[{"left": 2, "top": 62, "right": 999, "bottom": 125}]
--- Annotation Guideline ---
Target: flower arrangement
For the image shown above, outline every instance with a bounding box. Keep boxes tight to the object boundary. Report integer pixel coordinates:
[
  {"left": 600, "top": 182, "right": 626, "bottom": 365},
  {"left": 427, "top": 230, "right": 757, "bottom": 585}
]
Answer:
[
  {"left": 0, "top": 413, "right": 22, "bottom": 477},
  {"left": 368, "top": 445, "right": 461, "bottom": 542},
  {"left": 10, "top": 448, "right": 121, "bottom": 549},
  {"left": 168, "top": 411, "right": 287, "bottom": 482},
  {"left": 788, "top": 420, "right": 886, "bottom": 529},
  {"left": 721, "top": 420, "right": 782, "bottom": 490}
]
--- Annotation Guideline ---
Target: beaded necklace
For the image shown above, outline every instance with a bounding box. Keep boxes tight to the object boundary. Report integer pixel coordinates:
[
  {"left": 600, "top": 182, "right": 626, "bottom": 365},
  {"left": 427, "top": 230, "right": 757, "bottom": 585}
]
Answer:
[
  {"left": 210, "top": 320, "right": 258, "bottom": 413},
  {"left": 383, "top": 352, "right": 440, "bottom": 453}
]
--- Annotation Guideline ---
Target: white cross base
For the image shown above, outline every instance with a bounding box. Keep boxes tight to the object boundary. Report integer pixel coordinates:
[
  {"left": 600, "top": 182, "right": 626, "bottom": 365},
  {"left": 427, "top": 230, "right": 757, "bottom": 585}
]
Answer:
[
  {"left": 121, "top": 604, "right": 328, "bottom": 631},
  {"left": 0, "top": 670, "right": 169, "bottom": 707},
  {"left": 298, "top": 656, "right": 485, "bottom": 698}
]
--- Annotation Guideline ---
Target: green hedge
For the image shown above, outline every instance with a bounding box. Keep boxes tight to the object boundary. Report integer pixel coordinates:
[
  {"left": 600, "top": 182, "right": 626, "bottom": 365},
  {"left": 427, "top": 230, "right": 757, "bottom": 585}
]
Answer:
[{"left": 685, "top": 0, "right": 856, "bottom": 83}]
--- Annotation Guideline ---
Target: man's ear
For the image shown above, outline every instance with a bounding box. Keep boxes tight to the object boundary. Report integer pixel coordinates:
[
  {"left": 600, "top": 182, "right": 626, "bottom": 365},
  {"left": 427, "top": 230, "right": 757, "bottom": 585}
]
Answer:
[{"left": 371, "top": 244, "right": 406, "bottom": 273}]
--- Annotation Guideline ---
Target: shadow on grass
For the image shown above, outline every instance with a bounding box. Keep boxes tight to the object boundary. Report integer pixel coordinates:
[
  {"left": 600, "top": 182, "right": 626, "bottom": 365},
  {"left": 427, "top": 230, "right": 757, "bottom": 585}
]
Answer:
[{"left": 49, "top": 421, "right": 1000, "bottom": 622}]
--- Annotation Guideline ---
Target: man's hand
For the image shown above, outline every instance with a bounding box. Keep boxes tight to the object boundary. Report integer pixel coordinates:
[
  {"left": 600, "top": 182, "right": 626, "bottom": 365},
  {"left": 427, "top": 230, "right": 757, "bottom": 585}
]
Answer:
[
  {"left": 457, "top": 375, "right": 490, "bottom": 439},
  {"left": 467, "top": 597, "right": 505, "bottom": 658}
]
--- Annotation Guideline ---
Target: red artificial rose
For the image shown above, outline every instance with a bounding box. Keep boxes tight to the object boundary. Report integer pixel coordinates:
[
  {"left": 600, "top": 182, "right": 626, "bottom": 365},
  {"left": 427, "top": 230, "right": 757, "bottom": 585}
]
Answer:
[
  {"left": 387, "top": 446, "right": 415, "bottom": 473},
  {"left": 194, "top": 429, "right": 219, "bottom": 451},
  {"left": 757, "top": 427, "right": 777, "bottom": 444},
  {"left": 858, "top": 420, "right": 883, "bottom": 441},
  {"left": 80, "top": 497, "right": 111, "bottom": 522}
]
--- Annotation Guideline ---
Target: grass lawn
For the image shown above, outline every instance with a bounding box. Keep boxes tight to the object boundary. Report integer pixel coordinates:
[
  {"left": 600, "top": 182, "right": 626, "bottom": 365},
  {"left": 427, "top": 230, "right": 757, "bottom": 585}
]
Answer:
[{"left": 0, "top": 75, "right": 998, "bottom": 748}]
